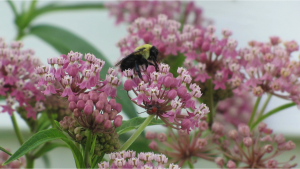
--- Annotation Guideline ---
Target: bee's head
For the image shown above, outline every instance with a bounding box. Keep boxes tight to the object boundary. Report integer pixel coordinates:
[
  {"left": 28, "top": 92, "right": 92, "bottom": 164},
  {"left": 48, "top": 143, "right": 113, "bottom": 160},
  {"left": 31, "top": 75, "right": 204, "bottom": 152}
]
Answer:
[{"left": 149, "top": 46, "right": 159, "bottom": 61}]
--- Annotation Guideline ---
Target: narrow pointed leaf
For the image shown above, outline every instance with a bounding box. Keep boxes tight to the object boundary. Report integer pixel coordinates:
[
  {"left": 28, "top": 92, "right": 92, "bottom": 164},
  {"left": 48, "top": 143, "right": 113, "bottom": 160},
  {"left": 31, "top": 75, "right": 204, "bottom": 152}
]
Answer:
[
  {"left": 0, "top": 146, "right": 12, "bottom": 156},
  {"left": 116, "top": 117, "right": 165, "bottom": 135},
  {"left": 33, "top": 142, "right": 68, "bottom": 158},
  {"left": 3, "top": 128, "right": 84, "bottom": 168},
  {"left": 29, "top": 24, "right": 137, "bottom": 119}
]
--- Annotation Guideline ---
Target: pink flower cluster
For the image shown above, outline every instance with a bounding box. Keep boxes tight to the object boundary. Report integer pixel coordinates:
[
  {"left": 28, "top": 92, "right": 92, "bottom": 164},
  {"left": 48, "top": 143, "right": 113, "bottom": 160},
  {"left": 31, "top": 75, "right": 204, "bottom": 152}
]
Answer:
[
  {"left": 146, "top": 121, "right": 215, "bottom": 167},
  {"left": 0, "top": 38, "right": 45, "bottom": 119},
  {"left": 36, "top": 51, "right": 121, "bottom": 98},
  {"left": 215, "top": 123, "right": 297, "bottom": 169},
  {"left": 105, "top": 1, "right": 205, "bottom": 27},
  {"left": 123, "top": 63, "right": 209, "bottom": 133},
  {"left": 216, "top": 92, "right": 253, "bottom": 127},
  {"left": 0, "top": 148, "right": 26, "bottom": 168},
  {"left": 99, "top": 150, "right": 180, "bottom": 169},
  {"left": 235, "top": 37, "right": 300, "bottom": 106}
]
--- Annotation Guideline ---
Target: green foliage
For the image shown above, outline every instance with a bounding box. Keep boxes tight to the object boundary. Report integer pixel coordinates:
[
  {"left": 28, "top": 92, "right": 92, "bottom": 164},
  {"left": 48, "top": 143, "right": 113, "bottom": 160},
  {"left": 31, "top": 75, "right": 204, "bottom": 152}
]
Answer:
[
  {"left": 116, "top": 117, "right": 165, "bottom": 135},
  {"left": 0, "top": 146, "right": 12, "bottom": 156},
  {"left": 33, "top": 142, "right": 68, "bottom": 158},
  {"left": 29, "top": 24, "right": 137, "bottom": 119},
  {"left": 3, "top": 128, "right": 84, "bottom": 169}
]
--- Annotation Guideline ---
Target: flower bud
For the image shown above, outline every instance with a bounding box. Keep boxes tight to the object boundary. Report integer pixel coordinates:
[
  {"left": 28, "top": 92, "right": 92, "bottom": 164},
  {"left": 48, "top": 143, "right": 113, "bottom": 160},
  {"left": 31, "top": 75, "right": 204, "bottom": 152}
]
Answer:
[
  {"left": 264, "top": 145, "right": 273, "bottom": 153},
  {"left": 99, "top": 92, "right": 108, "bottom": 103},
  {"left": 104, "top": 120, "right": 112, "bottom": 129},
  {"left": 89, "top": 92, "right": 99, "bottom": 102},
  {"left": 104, "top": 103, "right": 111, "bottom": 113},
  {"left": 163, "top": 76, "right": 173, "bottom": 88},
  {"left": 167, "top": 89, "right": 177, "bottom": 100},
  {"left": 157, "top": 133, "right": 167, "bottom": 142},
  {"left": 226, "top": 160, "right": 236, "bottom": 169},
  {"left": 197, "top": 138, "right": 207, "bottom": 149},
  {"left": 109, "top": 110, "right": 118, "bottom": 120},
  {"left": 68, "top": 95, "right": 77, "bottom": 102},
  {"left": 266, "top": 159, "right": 278, "bottom": 169},
  {"left": 145, "top": 131, "right": 156, "bottom": 140},
  {"left": 103, "top": 113, "right": 109, "bottom": 121},
  {"left": 243, "top": 137, "right": 253, "bottom": 147},
  {"left": 124, "top": 79, "right": 134, "bottom": 91},
  {"left": 76, "top": 134, "right": 82, "bottom": 141},
  {"left": 78, "top": 93, "right": 84, "bottom": 100},
  {"left": 83, "top": 94, "right": 90, "bottom": 101},
  {"left": 258, "top": 122, "right": 267, "bottom": 132},
  {"left": 149, "top": 140, "right": 158, "bottom": 150},
  {"left": 199, "top": 121, "right": 208, "bottom": 131},
  {"left": 285, "top": 141, "right": 296, "bottom": 150},
  {"left": 238, "top": 124, "right": 250, "bottom": 137},
  {"left": 181, "top": 119, "right": 191, "bottom": 130},
  {"left": 114, "top": 115, "right": 123, "bottom": 127},
  {"left": 73, "top": 108, "right": 80, "bottom": 117},
  {"left": 86, "top": 100, "right": 94, "bottom": 106},
  {"left": 68, "top": 101, "right": 76, "bottom": 111},
  {"left": 177, "top": 86, "right": 187, "bottom": 98},
  {"left": 274, "top": 134, "right": 285, "bottom": 144},
  {"left": 228, "top": 130, "right": 238, "bottom": 140},
  {"left": 108, "top": 99, "right": 117, "bottom": 109},
  {"left": 83, "top": 104, "right": 93, "bottom": 115},
  {"left": 76, "top": 100, "right": 85, "bottom": 110},
  {"left": 96, "top": 114, "right": 104, "bottom": 124},
  {"left": 115, "top": 103, "right": 122, "bottom": 113},
  {"left": 215, "top": 157, "right": 224, "bottom": 167}
]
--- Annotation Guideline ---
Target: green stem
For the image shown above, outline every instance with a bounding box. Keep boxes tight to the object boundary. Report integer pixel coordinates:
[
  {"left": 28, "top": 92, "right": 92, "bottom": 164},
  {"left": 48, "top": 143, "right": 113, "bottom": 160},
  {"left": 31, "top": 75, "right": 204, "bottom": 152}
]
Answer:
[
  {"left": 250, "top": 102, "right": 295, "bottom": 130},
  {"left": 119, "top": 115, "right": 155, "bottom": 151},
  {"left": 248, "top": 97, "right": 261, "bottom": 127},
  {"left": 7, "top": 0, "right": 18, "bottom": 16},
  {"left": 187, "top": 161, "right": 194, "bottom": 169},
  {"left": 258, "top": 94, "right": 272, "bottom": 118},
  {"left": 26, "top": 156, "right": 35, "bottom": 169},
  {"left": 84, "top": 130, "right": 92, "bottom": 168},
  {"left": 10, "top": 113, "right": 24, "bottom": 145},
  {"left": 207, "top": 79, "right": 215, "bottom": 128},
  {"left": 47, "top": 112, "right": 56, "bottom": 129}
]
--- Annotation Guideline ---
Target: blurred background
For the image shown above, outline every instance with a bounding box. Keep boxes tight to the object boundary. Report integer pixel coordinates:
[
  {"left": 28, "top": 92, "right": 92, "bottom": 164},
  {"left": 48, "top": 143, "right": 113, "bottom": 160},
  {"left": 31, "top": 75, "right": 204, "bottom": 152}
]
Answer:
[{"left": 0, "top": 1, "right": 300, "bottom": 168}]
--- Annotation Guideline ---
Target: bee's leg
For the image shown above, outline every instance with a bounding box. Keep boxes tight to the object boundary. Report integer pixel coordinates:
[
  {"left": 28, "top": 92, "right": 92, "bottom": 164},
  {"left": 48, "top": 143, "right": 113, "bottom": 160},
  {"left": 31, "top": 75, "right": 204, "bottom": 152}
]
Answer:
[{"left": 135, "top": 61, "right": 143, "bottom": 79}]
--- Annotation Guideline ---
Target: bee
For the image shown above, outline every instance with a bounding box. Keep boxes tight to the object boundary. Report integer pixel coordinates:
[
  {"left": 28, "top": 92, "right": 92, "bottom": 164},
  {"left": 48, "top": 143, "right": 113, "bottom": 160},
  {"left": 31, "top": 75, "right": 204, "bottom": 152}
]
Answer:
[{"left": 115, "top": 44, "right": 159, "bottom": 79}]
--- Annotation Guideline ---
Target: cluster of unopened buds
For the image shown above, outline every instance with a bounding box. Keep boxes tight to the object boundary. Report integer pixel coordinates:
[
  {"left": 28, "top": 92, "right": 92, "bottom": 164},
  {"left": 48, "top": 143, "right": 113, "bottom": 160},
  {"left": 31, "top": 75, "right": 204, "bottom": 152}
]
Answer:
[
  {"left": 146, "top": 120, "right": 216, "bottom": 167},
  {"left": 122, "top": 63, "right": 209, "bottom": 133},
  {"left": 214, "top": 123, "right": 297, "bottom": 168},
  {"left": 0, "top": 148, "right": 25, "bottom": 168},
  {"left": 0, "top": 38, "right": 45, "bottom": 119},
  {"left": 105, "top": 1, "right": 205, "bottom": 27},
  {"left": 98, "top": 150, "right": 180, "bottom": 169},
  {"left": 216, "top": 92, "right": 253, "bottom": 127},
  {"left": 235, "top": 37, "right": 300, "bottom": 105}
]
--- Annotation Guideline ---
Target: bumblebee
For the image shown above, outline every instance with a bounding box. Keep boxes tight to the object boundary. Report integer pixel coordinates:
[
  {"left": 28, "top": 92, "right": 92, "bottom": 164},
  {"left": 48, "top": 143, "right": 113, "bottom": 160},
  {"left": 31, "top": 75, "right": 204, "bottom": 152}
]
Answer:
[{"left": 115, "top": 44, "right": 159, "bottom": 79}]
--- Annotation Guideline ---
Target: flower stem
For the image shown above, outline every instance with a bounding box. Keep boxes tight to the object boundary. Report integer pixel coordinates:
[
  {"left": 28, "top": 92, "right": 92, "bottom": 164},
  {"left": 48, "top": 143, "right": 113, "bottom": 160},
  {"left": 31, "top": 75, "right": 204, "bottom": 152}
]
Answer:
[
  {"left": 47, "top": 111, "right": 56, "bottom": 129},
  {"left": 187, "top": 161, "right": 194, "bottom": 169},
  {"left": 119, "top": 115, "right": 155, "bottom": 151},
  {"left": 207, "top": 79, "right": 215, "bottom": 128},
  {"left": 26, "top": 156, "right": 35, "bottom": 169},
  {"left": 6, "top": 0, "right": 18, "bottom": 17},
  {"left": 10, "top": 112, "right": 24, "bottom": 145},
  {"left": 248, "top": 97, "right": 261, "bottom": 127},
  {"left": 257, "top": 94, "right": 272, "bottom": 118},
  {"left": 250, "top": 102, "right": 295, "bottom": 130},
  {"left": 84, "top": 130, "right": 92, "bottom": 168}
]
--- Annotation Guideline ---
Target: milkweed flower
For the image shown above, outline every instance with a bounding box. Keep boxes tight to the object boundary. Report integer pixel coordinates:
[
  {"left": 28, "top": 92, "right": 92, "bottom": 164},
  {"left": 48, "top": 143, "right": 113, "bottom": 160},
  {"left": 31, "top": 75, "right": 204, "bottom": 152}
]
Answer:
[
  {"left": 234, "top": 38, "right": 300, "bottom": 107},
  {"left": 215, "top": 123, "right": 297, "bottom": 168},
  {"left": 146, "top": 121, "right": 216, "bottom": 167},
  {"left": 105, "top": 1, "right": 206, "bottom": 27},
  {"left": 37, "top": 51, "right": 121, "bottom": 98},
  {"left": 123, "top": 64, "right": 209, "bottom": 133},
  {"left": 98, "top": 150, "right": 180, "bottom": 169},
  {"left": 0, "top": 38, "right": 45, "bottom": 119}
]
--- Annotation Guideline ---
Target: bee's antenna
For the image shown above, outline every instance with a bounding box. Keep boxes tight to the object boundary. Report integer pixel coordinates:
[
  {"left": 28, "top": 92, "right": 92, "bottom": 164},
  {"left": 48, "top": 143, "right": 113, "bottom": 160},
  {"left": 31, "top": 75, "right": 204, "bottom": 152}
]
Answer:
[{"left": 137, "top": 110, "right": 147, "bottom": 114}]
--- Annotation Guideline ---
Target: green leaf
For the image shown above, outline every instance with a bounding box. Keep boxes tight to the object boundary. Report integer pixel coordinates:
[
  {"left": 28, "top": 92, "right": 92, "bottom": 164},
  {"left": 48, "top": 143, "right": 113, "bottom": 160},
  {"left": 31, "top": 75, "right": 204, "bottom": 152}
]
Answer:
[
  {"left": 3, "top": 128, "right": 84, "bottom": 168},
  {"left": 36, "top": 112, "right": 51, "bottom": 131},
  {"left": 116, "top": 117, "right": 165, "bottom": 135},
  {"left": 250, "top": 102, "right": 295, "bottom": 130},
  {"left": 29, "top": 24, "right": 137, "bottom": 119},
  {"left": 163, "top": 53, "right": 186, "bottom": 77},
  {"left": 0, "top": 146, "right": 12, "bottom": 156},
  {"left": 33, "top": 142, "right": 68, "bottom": 158},
  {"left": 90, "top": 136, "right": 97, "bottom": 155},
  {"left": 54, "top": 120, "right": 62, "bottom": 130}
]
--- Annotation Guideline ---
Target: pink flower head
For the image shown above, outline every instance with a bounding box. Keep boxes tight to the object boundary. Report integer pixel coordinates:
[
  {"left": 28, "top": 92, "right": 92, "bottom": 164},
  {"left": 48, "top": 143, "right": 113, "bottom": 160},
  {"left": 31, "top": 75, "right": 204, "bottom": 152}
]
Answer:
[
  {"left": 0, "top": 38, "right": 44, "bottom": 119},
  {"left": 216, "top": 123, "right": 296, "bottom": 168},
  {"left": 123, "top": 64, "right": 208, "bottom": 133}
]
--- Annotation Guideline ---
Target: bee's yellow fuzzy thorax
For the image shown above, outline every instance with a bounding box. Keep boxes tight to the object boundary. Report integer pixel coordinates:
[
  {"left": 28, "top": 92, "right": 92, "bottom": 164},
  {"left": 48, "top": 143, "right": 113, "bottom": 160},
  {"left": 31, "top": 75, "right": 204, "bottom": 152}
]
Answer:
[{"left": 134, "top": 44, "right": 152, "bottom": 59}]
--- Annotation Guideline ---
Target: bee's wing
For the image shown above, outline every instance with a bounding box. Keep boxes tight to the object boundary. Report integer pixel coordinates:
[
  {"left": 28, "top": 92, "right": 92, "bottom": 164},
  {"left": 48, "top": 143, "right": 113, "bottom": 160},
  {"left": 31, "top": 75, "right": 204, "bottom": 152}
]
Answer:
[{"left": 115, "top": 48, "right": 146, "bottom": 66}]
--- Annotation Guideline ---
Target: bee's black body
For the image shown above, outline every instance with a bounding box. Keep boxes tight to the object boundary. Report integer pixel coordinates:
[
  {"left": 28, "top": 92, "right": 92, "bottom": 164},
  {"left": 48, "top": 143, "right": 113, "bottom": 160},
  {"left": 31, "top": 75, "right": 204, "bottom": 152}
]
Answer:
[{"left": 116, "top": 45, "right": 159, "bottom": 79}]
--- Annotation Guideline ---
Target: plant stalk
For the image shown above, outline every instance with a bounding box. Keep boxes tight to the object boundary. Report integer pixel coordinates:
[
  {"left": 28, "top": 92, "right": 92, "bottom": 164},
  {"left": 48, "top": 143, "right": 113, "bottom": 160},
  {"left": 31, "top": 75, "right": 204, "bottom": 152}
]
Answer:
[
  {"left": 119, "top": 115, "right": 155, "bottom": 151},
  {"left": 207, "top": 79, "right": 215, "bottom": 128},
  {"left": 248, "top": 97, "right": 261, "bottom": 127},
  {"left": 10, "top": 113, "right": 24, "bottom": 145},
  {"left": 250, "top": 102, "right": 295, "bottom": 130},
  {"left": 187, "top": 161, "right": 194, "bottom": 169},
  {"left": 257, "top": 94, "right": 272, "bottom": 118},
  {"left": 26, "top": 156, "right": 35, "bottom": 169},
  {"left": 84, "top": 130, "right": 92, "bottom": 168}
]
